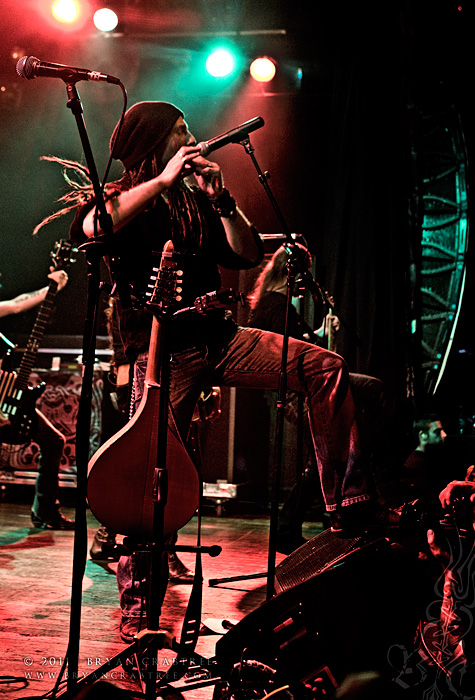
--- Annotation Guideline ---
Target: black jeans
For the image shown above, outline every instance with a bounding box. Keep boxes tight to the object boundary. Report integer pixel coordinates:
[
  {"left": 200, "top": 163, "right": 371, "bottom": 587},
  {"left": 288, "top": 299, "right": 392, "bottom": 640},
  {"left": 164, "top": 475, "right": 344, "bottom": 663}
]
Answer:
[{"left": 31, "top": 409, "right": 66, "bottom": 521}]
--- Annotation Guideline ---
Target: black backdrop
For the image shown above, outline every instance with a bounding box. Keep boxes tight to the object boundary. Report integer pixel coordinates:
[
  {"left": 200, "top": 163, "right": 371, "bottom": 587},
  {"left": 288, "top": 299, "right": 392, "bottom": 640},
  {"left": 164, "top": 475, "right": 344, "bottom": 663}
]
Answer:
[{"left": 1, "top": 0, "right": 474, "bottom": 439}]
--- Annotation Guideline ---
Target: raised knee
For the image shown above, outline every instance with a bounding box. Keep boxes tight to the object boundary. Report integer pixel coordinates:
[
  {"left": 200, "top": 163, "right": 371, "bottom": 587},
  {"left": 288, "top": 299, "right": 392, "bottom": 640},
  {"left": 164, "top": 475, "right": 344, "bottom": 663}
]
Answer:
[
  {"left": 321, "top": 349, "right": 347, "bottom": 374},
  {"left": 305, "top": 348, "right": 349, "bottom": 396}
]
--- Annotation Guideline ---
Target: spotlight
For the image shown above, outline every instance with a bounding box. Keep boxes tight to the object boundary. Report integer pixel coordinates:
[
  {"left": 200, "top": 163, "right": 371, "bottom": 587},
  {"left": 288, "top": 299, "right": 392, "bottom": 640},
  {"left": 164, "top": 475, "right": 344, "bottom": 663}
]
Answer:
[
  {"left": 52, "top": 0, "right": 80, "bottom": 23},
  {"left": 250, "top": 57, "right": 276, "bottom": 83},
  {"left": 47, "top": 0, "right": 91, "bottom": 31},
  {"left": 205, "top": 48, "right": 237, "bottom": 78},
  {"left": 94, "top": 7, "right": 119, "bottom": 32}
]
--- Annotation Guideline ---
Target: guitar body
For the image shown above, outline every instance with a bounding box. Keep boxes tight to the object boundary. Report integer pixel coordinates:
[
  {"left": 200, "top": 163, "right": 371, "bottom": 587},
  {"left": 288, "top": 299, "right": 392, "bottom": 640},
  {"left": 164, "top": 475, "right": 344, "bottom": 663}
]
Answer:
[
  {"left": 0, "top": 380, "right": 45, "bottom": 444},
  {"left": 88, "top": 241, "right": 201, "bottom": 542},
  {"left": 87, "top": 379, "right": 200, "bottom": 541}
]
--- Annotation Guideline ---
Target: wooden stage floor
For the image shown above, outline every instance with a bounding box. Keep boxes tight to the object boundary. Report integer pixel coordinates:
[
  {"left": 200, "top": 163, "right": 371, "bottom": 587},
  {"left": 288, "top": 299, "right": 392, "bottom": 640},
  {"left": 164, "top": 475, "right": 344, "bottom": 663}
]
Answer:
[
  {"left": 2, "top": 488, "right": 460, "bottom": 700},
  {"left": 0, "top": 490, "right": 324, "bottom": 699}
]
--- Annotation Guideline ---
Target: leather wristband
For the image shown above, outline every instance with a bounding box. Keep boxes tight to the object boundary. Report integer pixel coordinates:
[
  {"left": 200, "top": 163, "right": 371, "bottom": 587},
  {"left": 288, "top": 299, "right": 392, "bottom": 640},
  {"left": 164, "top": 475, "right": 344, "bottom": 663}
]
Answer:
[{"left": 209, "top": 188, "right": 237, "bottom": 219}]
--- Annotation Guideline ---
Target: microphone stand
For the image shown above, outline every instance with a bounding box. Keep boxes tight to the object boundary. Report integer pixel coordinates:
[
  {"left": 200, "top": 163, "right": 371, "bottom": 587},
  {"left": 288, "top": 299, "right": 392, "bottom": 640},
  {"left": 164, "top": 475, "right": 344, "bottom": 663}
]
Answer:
[
  {"left": 55, "top": 87, "right": 223, "bottom": 699},
  {"left": 58, "top": 80, "right": 117, "bottom": 697},
  {"left": 208, "top": 136, "right": 325, "bottom": 600}
]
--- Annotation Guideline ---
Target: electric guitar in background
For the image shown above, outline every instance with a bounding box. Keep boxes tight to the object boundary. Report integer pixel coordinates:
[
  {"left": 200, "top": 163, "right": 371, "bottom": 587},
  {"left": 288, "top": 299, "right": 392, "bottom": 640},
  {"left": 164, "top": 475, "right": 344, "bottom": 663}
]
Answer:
[{"left": 0, "top": 240, "right": 76, "bottom": 444}]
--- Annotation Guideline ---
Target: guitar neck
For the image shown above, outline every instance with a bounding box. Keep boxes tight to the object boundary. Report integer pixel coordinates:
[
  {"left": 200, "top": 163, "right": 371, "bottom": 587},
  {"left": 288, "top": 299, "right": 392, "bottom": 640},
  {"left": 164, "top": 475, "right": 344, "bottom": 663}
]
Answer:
[
  {"left": 327, "top": 308, "right": 336, "bottom": 353},
  {"left": 145, "top": 317, "right": 162, "bottom": 385},
  {"left": 15, "top": 281, "right": 58, "bottom": 390},
  {"left": 144, "top": 239, "right": 177, "bottom": 386}
]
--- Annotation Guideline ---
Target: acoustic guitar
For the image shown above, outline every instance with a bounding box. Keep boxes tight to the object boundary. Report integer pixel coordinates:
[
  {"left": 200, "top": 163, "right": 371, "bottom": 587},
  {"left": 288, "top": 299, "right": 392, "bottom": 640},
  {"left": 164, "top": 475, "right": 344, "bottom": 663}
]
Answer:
[
  {"left": 87, "top": 242, "right": 200, "bottom": 541},
  {"left": 0, "top": 240, "right": 76, "bottom": 444}
]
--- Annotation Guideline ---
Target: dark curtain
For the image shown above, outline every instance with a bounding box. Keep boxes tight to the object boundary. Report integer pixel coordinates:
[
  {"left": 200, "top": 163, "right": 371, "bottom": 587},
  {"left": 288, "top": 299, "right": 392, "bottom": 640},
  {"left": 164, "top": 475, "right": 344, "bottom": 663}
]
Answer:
[{"left": 316, "top": 1, "right": 417, "bottom": 421}]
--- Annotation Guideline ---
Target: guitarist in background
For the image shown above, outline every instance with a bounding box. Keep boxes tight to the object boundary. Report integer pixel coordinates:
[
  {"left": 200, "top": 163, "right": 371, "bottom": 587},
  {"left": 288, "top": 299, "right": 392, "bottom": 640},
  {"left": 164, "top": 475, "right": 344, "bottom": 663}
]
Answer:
[
  {"left": 0, "top": 268, "right": 74, "bottom": 530},
  {"left": 248, "top": 243, "right": 387, "bottom": 554},
  {"left": 0, "top": 269, "right": 68, "bottom": 318}
]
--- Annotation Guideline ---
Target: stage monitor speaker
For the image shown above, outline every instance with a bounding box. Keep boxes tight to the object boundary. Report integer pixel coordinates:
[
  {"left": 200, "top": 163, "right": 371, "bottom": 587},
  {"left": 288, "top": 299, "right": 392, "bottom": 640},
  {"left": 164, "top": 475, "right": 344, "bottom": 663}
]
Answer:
[
  {"left": 215, "top": 530, "right": 426, "bottom": 689},
  {"left": 274, "top": 527, "right": 381, "bottom": 594}
]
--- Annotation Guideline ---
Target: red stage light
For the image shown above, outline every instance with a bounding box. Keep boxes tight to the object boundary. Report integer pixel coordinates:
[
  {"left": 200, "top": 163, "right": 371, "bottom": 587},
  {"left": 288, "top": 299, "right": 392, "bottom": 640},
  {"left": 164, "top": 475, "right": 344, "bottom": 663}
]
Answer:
[
  {"left": 250, "top": 57, "right": 277, "bottom": 83},
  {"left": 40, "top": 0, "right": 91, "bottom": 31}
]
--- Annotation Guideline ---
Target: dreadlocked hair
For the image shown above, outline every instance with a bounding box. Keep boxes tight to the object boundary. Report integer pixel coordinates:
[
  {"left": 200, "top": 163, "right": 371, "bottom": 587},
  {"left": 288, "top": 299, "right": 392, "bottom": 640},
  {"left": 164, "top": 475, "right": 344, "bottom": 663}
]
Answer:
[
  {"left": 167, "top": 183, "right": 208, "bottom": 252},
  {"left": 33, "top": 155, "right": 130, "bottom": 235},
  {"left": 32, "top": 156, "right": 95, "bottom": 235},
  {"left": 126, "top": 152, "right": 162, "bottom": 188}
]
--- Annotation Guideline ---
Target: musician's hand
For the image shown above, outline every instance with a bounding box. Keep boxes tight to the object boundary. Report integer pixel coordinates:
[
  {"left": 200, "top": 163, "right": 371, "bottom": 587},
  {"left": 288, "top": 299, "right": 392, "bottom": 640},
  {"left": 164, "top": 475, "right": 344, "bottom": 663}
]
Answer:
[
  {"left": 427, "top": 528, "right": 451, "bottom": 568},
  {"left": 314, "top": 314, "right": 341, "bottom": 339},
  {"left": 157, "top": 144, "right": 201, "bottom": 190},
  {"left": 439, "top": 480, "right": 475, "bottom": 510},
  {"left": 192, "top": 157, "right": 224, "bottom": 198},
  {"left": 157, "top": 131, "right": 223, "bottom": 195},
  {"left": 325, "top": 314, "right": 340, "bottom": 334},
  {"left": 0, "top": 409, "right": 10, "bottom": 427},
  {"left": 48, "top": 269, "right": 68, "bottom": 291}
]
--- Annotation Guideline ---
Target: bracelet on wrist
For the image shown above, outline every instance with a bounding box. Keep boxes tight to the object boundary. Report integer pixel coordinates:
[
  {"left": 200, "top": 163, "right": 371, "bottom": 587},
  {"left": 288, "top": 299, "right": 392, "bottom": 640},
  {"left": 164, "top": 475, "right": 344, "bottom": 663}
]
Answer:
[{"left": 209, "top": 188, "right": 237, "bottom": 219}]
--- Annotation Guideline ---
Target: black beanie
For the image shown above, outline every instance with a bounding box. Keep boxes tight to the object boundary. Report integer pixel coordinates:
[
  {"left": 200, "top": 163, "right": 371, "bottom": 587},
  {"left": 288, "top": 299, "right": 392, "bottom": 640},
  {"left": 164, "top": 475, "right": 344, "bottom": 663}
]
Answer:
[{"left": 110, "top": 101, "right": 184, "bottom": 170}]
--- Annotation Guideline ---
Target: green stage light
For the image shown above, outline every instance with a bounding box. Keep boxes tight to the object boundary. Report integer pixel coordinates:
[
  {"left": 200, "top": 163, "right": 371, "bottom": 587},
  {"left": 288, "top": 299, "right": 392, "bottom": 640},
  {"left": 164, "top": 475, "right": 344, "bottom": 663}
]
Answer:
[{"left": 205, "top": 48, "right": 237, "bottom": 78}]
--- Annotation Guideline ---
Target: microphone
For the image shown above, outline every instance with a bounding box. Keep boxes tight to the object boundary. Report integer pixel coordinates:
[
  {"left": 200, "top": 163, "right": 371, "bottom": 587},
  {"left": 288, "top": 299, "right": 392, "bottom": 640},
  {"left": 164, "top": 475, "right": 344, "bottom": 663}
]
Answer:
[
  {"left": 197, "top": 116, "right": 264, "bottom": 156},
  {"left": 16, "top": 56, "right": 120, "bottom": 85}
]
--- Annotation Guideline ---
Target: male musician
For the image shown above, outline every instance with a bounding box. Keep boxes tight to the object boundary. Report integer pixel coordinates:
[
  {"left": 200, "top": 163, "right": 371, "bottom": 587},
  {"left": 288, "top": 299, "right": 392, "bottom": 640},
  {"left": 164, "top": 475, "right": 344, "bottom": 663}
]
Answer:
[
  {"left": 0, "top": 269, "right": 74, "bottom": 530},
  {"left": 68, "top": 101, "right": 399, "bottom": 642}
]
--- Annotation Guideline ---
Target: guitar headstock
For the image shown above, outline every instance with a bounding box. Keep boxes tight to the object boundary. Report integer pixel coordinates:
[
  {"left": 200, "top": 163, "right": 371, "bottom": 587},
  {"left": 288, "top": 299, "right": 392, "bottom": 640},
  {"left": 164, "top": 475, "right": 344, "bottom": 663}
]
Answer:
[
  {"left": 145, "top": 241, "right": 183, "bottom": 315},
  {"left": 325, "top": 291, "right": 335, "bottom": 309},
  {"left": 50, "top": 240, "right": 77, "bottom": 271}
]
